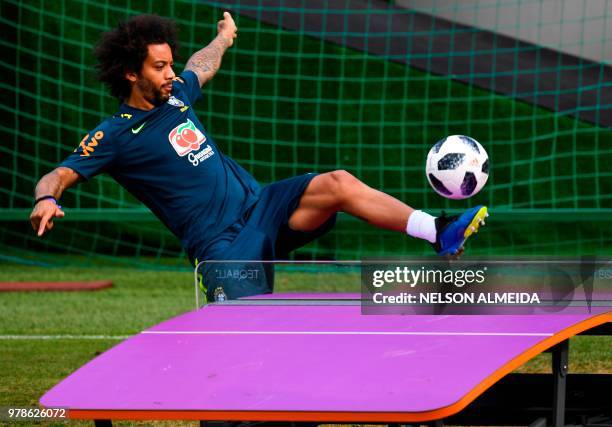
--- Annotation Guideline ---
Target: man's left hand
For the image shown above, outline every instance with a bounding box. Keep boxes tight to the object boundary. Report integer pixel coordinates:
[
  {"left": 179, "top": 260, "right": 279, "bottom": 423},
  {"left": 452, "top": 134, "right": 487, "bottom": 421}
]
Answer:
[{"left": 218, "top": 12, "right": 237, "bottom": 47}]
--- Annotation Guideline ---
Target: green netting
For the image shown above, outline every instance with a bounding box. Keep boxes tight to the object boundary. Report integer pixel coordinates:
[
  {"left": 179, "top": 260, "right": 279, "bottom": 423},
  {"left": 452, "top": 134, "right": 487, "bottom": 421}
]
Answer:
[{"left": 1, "top": 0, "right": 611, "bottom": 269}]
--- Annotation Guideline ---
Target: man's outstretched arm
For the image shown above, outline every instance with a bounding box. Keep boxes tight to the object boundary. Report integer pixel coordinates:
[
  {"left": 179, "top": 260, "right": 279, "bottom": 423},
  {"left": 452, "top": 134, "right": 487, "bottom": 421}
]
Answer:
[
  {"left": 29, "top": 167, "right": 80, "bottom": 236},
  {"left": 185, "top": 11, "right": 238, "bottom": 87}
]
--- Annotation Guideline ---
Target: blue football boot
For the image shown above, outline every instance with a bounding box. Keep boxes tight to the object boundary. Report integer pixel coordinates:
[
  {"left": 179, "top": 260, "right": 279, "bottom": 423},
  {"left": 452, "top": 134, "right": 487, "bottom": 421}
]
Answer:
[{"left": 433, "top": 205, "right": 488, "bottom": 256}]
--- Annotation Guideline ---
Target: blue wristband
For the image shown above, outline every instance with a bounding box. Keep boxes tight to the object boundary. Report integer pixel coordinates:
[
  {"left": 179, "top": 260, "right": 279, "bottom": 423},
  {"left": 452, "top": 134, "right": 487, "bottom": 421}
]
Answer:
[{"left": 34, "top": 195, "right": 62, "bottom": 209}]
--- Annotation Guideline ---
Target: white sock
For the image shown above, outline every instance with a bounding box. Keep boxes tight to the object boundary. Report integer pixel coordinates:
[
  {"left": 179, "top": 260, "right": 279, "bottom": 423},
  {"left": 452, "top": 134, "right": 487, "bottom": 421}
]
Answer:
[{"left": 406, "top": 210, "right": 437, "bottom": 243}]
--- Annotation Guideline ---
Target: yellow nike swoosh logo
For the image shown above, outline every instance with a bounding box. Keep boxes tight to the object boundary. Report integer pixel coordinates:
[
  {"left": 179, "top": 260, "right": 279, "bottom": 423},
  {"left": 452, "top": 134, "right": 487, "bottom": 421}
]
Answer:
[{"left": 131, "top": 122, "right": 146, "bottom": 134}]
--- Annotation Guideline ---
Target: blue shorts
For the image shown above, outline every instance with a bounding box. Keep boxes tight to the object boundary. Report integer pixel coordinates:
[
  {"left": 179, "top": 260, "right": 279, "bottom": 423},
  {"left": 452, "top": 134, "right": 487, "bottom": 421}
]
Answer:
[{"left": 197, "top": 173, "right": 336, "bottom": 301}]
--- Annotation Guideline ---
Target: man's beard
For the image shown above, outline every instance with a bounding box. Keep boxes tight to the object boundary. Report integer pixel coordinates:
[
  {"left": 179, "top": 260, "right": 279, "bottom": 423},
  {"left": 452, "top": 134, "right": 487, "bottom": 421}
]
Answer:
[{"left": 136, "top": 76, "right": 169, "bottom": 106}]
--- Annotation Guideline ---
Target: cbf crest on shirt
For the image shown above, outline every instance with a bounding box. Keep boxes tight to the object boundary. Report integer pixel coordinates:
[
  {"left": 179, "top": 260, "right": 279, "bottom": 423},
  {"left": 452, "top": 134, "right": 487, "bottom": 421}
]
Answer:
[{"left": 60, "top": 71, "right": 260, "bottom": 259}]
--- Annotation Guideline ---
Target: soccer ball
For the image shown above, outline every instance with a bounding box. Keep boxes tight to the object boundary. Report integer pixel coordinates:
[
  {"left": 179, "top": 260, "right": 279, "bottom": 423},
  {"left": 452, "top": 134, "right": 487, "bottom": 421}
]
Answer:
[{"left": 426, "top": 135, "right": 489, "bottom": 199}]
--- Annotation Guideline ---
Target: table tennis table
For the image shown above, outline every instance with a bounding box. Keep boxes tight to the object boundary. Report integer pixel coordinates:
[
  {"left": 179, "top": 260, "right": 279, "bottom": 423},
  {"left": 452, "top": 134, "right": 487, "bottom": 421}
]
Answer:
[{"left": 40, "top": 293, "right": 611, "bottom": 426}]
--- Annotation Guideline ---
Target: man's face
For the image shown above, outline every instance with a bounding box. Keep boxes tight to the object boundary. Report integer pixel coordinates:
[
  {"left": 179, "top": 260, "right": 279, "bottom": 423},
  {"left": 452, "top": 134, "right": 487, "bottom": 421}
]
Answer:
[{"left": 133, "top": 43, "right": 175, "bottom": 105}]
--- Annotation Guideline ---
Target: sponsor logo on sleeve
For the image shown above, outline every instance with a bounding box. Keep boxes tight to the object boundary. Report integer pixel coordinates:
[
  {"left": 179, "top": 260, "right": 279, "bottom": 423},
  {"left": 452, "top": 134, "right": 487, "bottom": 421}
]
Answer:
[{"left": 76, "top": 130, "right": 104, "bottom": 156}]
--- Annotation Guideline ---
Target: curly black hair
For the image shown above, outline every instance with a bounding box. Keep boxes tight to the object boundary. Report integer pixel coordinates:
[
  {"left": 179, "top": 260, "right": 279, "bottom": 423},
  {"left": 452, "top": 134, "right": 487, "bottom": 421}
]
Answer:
[{"left": 94, "top": 14, "right": 179, "bottom": 100}]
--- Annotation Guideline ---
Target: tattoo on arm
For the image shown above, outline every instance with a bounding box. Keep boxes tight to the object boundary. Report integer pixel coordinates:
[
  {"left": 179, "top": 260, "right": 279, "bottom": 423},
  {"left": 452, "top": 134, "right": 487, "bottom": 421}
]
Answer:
[{"left": 185, "top": 36, "right": 229, "bottom": 87}]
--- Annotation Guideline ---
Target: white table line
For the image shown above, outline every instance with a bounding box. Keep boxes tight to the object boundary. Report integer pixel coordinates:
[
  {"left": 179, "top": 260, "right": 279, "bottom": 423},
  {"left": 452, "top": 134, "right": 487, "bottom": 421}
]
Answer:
[{"left": 142, "top": 330, "right": 553, "bottom": 337}]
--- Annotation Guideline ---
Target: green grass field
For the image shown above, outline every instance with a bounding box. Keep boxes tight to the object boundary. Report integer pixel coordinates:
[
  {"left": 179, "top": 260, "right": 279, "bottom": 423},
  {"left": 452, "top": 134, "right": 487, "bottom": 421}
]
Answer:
[{"left": 1, "top": 262, "right": 610, "bottom": 427}]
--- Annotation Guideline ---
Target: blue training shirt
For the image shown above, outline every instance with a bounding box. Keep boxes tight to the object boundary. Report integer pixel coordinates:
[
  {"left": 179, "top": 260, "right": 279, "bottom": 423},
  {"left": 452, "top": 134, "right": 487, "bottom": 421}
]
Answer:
[{"left": 60, "top": 70, "right": 260, "bottom": 260}]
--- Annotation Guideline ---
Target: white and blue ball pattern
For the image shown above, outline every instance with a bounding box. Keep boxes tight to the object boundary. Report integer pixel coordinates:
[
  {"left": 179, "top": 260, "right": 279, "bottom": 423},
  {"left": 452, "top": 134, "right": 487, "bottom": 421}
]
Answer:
[{"left": 426, "top": 135, "right": 489, "bottom": 199}]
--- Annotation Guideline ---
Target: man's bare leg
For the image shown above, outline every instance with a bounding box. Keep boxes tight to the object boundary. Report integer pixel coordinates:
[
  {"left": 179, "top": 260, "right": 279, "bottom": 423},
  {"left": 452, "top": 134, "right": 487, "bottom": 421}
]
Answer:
[
  {"left": 288, "top": 170, "right": 414, "bottom": 232},
  {"left": 289, "top": 170, "right": 486, "bottom": 256}
]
